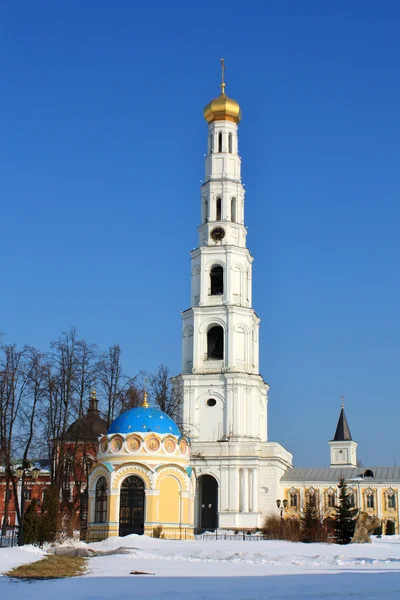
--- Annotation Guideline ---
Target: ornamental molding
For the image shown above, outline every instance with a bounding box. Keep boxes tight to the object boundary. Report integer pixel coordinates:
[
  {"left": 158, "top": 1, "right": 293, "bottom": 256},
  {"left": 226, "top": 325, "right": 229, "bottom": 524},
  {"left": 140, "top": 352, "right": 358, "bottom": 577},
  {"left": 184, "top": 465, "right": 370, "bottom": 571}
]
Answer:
[
  {"left": 89, "top": 465, "right": 110, "bottom": 488},
  {"left": 111, "top": 463, "right": 153, "bottom": 490},
  {"left": 153, "top": 464, "right": 190, "bottom": 491}
]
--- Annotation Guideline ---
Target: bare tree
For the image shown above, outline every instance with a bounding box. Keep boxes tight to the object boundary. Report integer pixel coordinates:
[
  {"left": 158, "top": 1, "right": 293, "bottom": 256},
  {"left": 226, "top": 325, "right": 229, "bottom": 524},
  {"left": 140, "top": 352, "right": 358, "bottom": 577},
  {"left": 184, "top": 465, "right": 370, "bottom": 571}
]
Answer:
[
  {"left": 147, "top": 364, "right": 182, "bottom": 421},
  {"left": 97, "top": 344, "right": 138, "bottom": 426},
  {"left": 0, "top": 345, "right": 45, "bottom": 534}
]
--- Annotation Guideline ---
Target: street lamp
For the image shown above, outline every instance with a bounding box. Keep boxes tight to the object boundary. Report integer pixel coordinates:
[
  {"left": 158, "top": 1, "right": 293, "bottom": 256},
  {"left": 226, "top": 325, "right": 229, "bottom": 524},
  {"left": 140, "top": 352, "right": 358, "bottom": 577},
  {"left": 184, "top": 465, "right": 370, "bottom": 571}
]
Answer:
[
  {"left": 15, "top": 463, "right": 40, "bottom": 546},
  {"left": 276, "top": 498, "right": 288, "bottom": 516}
]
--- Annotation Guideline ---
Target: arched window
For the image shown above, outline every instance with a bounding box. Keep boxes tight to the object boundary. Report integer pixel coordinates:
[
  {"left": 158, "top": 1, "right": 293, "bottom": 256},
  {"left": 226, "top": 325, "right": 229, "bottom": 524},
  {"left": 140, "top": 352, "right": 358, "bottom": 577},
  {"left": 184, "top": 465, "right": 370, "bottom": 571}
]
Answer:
[
  {"left": 289, "top": 488, "right": 298, "bottom": 508},
  {"left": 218, "top": 131, "right": 222, "bottom": 152},
  {"left": 210, "top": 265, "right": 223, "bottom": 295},
  {"left": 208, "top": 134, "right": 212, "bottom": 154},
  {"left": 306, "top": 488, "right": 317, "bottom": 508},
  {"left": 207, "top": 326, "right": 224, "bottom": 360},
  {"left": 386, "top": 489, "right": 396, "bottom": 509},
  {"left": 365, "top": 489, "right": 375, "bottom": 509},
  {"left": 216, "top": 197, "right": 222, "bottom": 221},
  {"left": 327, "top": 489, "right": 336, "bottom": 508},
  {"left": 202, "top": 198, "right": 208, "bottom": 224},
  {"left": 228, "top": 132, "right": 232, "bottom": 153},
  {"left": 364, "top": 469, "right": 374, "bottom": 478},
  {"left": 95, "top": 476, "right": 107, "bottom": 523},
  {"left": 231, "top": 197, "right": 236, "bottom": 222}
]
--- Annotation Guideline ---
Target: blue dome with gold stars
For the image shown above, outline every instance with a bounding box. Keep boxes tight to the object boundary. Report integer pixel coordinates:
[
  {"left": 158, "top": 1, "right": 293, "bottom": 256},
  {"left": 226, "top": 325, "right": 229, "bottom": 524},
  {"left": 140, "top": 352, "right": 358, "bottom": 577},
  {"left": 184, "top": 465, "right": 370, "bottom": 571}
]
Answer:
[{"left": 107, "top": 405, "right": 181, "bottom": 437}]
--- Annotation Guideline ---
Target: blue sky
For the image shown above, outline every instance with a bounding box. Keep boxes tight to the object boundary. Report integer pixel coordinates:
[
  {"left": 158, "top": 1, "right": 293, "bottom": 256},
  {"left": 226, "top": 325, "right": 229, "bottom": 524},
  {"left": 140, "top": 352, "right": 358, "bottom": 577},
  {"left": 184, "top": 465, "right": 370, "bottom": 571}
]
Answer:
[{"left": 1, "top": 1, "right": 400, "bottom": 467}]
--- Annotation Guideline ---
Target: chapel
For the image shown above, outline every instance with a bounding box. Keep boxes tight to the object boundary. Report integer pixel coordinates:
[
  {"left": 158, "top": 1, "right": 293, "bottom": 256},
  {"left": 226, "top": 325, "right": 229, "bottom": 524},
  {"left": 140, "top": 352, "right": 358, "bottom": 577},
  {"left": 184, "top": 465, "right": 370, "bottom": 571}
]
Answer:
[{"left": 87, "top": 393, "right": 195, "bottom": 541}]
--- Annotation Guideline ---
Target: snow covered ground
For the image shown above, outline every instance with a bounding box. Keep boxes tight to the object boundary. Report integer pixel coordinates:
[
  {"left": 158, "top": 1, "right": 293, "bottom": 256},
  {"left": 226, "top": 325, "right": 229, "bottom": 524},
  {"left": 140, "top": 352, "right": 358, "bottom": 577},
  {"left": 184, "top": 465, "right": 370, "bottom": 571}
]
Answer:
[{"left": 2, "top": 534, "right": 400, "bottom": 599}]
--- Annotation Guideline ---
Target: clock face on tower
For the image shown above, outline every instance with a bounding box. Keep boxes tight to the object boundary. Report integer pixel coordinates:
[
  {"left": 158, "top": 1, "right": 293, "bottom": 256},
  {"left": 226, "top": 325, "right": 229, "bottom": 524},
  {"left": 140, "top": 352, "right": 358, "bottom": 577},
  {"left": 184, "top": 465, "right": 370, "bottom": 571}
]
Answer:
[{"left": 210, "top": 227, "right": 225, "bottom": 241}]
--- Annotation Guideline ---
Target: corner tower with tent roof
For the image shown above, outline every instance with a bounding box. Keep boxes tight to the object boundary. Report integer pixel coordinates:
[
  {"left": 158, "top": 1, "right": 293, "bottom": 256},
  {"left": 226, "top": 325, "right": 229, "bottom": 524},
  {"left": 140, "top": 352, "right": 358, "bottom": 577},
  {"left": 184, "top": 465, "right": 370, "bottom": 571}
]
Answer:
[{"left": 329, "top": 404, "right": 358, "bottom": 467}]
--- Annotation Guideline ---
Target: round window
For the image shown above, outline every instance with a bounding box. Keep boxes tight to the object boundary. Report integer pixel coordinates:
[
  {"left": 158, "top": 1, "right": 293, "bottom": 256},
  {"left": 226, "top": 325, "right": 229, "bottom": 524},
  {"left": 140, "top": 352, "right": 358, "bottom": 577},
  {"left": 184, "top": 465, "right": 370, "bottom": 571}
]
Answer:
[{"left": 206, "top": 398, "right": 217, "bottom": 407}]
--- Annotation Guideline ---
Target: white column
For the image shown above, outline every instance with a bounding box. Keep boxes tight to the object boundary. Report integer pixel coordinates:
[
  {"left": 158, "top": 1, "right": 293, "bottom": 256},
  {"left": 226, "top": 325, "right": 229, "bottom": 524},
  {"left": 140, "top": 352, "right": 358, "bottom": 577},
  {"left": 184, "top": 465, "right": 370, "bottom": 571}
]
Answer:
[
  {"left": 241, "top": 468, "right": 249, "bottom": 513},
  {"left": 377, "top": 488, "right": 382, "bottom": 520},
  {"left": 251, "top": 469, "right": 258, "bottom": 512},
  {"left": 88, "top": 490, "right": 96, "bottom": 523}
]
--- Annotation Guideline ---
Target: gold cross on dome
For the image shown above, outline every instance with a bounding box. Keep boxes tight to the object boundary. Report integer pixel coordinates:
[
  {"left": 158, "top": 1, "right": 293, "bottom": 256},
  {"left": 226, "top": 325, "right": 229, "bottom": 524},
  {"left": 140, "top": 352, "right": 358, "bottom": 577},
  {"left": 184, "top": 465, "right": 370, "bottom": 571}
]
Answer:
[{"left": 220, "top": 58, "right": 226, "bottom": 95}]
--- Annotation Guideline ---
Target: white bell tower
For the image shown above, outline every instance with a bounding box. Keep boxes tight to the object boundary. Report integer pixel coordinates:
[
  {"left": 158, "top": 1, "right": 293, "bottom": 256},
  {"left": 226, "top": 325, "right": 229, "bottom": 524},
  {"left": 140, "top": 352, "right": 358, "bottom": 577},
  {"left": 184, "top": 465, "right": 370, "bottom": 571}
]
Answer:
[{"left": 172, "top": 61, "right": 292, "bottom": 530}]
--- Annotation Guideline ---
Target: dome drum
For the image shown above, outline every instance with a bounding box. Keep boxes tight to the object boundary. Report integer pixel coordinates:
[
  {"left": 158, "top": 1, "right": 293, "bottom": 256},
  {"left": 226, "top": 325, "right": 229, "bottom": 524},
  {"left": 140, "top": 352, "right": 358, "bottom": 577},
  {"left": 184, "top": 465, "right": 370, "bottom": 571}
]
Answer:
[{"left": 98, "top": 430, "right": 190, "bottom": 459}]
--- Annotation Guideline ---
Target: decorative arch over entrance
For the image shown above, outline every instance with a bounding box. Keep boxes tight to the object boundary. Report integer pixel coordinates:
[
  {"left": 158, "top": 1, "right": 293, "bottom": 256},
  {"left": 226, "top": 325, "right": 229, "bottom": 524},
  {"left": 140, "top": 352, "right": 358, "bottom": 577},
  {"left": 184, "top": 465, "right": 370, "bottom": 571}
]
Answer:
[
  {"left": 197, "top": 474, "right": 218, "bottom": 531},
  {"left": 119, "top": 475, "right": 145, "bottom": 536}
]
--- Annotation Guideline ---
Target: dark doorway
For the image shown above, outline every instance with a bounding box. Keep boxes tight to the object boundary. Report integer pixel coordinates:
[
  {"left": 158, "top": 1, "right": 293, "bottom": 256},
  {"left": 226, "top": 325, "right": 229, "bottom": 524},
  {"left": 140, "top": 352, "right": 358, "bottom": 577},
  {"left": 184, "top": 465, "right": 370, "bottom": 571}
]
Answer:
[
  {"left": 210, "top": 266, "right": 223, "bottom": 295},
  {"left": 207, "top": 326, "right": 224, "bottom": 359},
  {"left": 197, "top": 475, "right": 218, "bottom": 531},
  {"left": 386, "top": 520, "right": 395, "bottom": 535},
  {"left": 119, "top": 475, "right": 145, "bottom": 536}
]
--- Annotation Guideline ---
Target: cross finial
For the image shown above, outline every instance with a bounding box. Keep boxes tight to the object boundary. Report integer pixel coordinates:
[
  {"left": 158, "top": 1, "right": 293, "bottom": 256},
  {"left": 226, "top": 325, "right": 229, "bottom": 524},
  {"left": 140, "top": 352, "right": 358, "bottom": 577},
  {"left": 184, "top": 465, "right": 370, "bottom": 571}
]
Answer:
[
  {"left": 220, "top": 58, "right": 226, "bottom": 96},
  {"left": 142, "top": 389, "right": 149, "bottom": 408},
  {"left": 340, "top": 394, "right": 345, "bottom": 409},
  {"left": 89, "top": 388, "right": 98, "bottom": 411}
]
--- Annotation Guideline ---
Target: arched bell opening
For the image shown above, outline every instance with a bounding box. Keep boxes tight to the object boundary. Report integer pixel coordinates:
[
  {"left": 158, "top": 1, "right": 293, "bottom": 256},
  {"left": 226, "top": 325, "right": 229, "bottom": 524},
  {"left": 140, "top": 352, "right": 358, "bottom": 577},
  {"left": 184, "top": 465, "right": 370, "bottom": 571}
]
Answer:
[
  {"left": 207, "top": 326, "right": 224, "bottom": 360},
  {"left": 210, "top": 265, "right": 223, "bottom": 296},
  {"left": 119, "top": 475, "right": 145, "bottom": 536},
  {"left": 197, "top": 474, "right": 218, "bottom": 532}
]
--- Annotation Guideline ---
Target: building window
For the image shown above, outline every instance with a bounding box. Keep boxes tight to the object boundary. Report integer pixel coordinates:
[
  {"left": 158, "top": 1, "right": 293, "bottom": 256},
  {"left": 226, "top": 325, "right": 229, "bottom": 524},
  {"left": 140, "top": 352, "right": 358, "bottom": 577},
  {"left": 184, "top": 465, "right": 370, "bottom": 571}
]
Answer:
[
  {"left": 95, "top": 477, "right": 107, "bottom": 523},
  {"left": 218, "top": 131, "right": 222, "bottom": 152},
  {"left": 306, "top": 489, "right": 317, "bottom": 508},
  {"left": 210, "top": 265, "right": 223, "bottom": 295},
  {"left": 216, "top": 197, "right": 222, "bottom": 221},
  {"left": 4, "top": 488, "right": 12, "bottom": 501},
  {"left": 207, "top": 326, "right": 224, "bottom": 360},
  {"left": 231, "top": 197, "right": 236, "bottom": 222},
  {"left": 209, "top": 133, "right": 213, "bottom": 154},
  {"left": 289, "top": 490, "right": 298, "bottom": 508},
  {"left": 348, "top": 491, "right": 356, "bottom": 507},
  {"left": 228, "top": 132, "right": 232, "bottom": 153},
  {"left": 366, "top": 492, "right": 374, "bottom": 509},
  {"left": 327, "top": 491, "right": 336, "bottom": 508},
  {"left": 24, "top": 489, "right": 31, "bottom": 501},
  {"left": 386, "top": 490, "right": 396, "bottom": 509},
  {"left": 364, "top": 469, "right": 374, "bottom": 478}
]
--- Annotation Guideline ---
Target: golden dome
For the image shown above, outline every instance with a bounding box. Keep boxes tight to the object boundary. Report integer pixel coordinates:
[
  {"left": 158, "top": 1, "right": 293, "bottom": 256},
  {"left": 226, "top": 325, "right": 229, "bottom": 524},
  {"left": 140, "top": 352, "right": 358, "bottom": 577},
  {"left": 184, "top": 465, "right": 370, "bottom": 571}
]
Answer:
[{"left": 203, "top": 59, "right": 241, "bottom": 124}]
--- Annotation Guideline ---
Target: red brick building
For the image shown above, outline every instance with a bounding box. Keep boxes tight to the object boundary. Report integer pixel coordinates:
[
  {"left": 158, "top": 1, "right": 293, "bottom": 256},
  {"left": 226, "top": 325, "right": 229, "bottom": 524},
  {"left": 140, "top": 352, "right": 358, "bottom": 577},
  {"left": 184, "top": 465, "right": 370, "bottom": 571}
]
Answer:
[{"left": 0, "top": 390, "right": 107, "bottom": 537}]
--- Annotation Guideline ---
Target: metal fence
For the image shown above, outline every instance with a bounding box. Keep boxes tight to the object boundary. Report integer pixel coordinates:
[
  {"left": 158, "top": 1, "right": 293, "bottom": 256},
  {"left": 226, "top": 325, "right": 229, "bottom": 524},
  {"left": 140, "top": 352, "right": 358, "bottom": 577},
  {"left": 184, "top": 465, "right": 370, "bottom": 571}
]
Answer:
[
  {"left": 195, "top": 531, "right": 268, "bottom": 541},
  {"left": 0, "top": 527, "right": 18, "bottom": 548}
]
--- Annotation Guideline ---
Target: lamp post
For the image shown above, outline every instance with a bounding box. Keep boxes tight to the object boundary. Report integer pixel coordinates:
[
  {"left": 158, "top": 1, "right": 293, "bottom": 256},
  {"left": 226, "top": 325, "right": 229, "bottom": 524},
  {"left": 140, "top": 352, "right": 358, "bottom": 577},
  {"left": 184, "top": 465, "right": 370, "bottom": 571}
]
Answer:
[
  {"left": 276, "top": 499, "right": 288, "bottom": 537},
  {"left": 15, "top": 463, "right": 40, "bottom": 546},
  {"left": 201, "top": 503, "right": 213, "bottom": 531}
]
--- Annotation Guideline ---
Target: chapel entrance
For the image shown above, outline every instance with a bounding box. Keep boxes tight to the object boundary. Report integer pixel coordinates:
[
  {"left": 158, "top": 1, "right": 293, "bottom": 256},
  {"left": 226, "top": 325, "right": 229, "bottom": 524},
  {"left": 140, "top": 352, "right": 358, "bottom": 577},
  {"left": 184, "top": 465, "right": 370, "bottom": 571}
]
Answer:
[
  {"left": 119, "top": 475, "right": 145, "bottom": 536},
  {"left": 197, "top": 475, "right": 218, "bottom": 532}
]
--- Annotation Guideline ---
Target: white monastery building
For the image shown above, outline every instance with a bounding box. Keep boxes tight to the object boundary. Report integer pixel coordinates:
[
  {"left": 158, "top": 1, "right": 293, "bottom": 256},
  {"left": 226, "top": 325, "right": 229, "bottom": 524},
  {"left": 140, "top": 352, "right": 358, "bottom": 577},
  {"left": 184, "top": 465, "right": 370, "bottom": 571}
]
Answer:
[{"left": 84, "top": 63, "right": 400, "bottom": 541}]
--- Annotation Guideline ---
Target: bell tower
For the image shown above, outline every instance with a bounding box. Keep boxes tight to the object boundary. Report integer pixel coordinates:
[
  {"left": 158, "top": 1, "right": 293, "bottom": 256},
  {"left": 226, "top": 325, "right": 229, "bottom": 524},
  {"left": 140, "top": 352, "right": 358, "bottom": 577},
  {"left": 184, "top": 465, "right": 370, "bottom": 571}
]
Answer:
[{"left": 172, "top": 61, "right": 292, "bottom": 530}]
